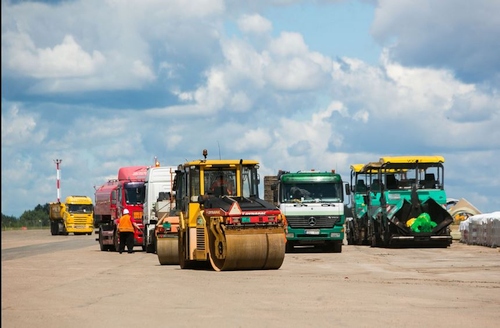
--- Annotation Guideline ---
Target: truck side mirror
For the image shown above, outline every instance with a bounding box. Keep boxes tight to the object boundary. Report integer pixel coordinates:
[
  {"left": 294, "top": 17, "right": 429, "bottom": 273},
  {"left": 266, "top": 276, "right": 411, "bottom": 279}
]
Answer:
[{"left": 345, "top": 184, "right": 351, "bottom": 195}]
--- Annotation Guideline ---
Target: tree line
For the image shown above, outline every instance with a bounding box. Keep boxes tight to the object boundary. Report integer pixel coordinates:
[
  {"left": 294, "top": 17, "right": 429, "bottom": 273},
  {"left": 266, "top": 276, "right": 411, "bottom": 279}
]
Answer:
[{"left": 2, "top": 204, "right": 51, "bottom": 230}]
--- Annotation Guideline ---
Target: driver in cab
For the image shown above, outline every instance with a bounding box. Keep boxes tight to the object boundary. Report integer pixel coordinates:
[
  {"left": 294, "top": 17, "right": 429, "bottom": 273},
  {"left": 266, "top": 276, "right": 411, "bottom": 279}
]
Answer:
[{"left": 209, "top": 175, "right": 234, "bottom": 197}]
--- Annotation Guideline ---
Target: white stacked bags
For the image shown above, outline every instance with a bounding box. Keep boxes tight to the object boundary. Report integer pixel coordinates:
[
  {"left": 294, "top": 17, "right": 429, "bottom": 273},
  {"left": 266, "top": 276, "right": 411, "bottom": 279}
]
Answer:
[{"left": 459, "top": 212, "right": 500, "bottom": 247}]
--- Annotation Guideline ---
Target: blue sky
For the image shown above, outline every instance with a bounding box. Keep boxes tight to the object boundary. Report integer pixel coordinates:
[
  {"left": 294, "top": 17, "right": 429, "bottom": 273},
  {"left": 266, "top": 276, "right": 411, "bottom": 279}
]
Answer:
[{"left": 2, "top": 0, "right": 499, "bottom": 217}]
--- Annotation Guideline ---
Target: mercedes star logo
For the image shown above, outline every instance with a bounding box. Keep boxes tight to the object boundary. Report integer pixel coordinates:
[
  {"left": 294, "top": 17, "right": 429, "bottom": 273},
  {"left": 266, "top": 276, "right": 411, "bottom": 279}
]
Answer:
[{"left": 308, "top": 217, "right": 316, "bottom": 226}]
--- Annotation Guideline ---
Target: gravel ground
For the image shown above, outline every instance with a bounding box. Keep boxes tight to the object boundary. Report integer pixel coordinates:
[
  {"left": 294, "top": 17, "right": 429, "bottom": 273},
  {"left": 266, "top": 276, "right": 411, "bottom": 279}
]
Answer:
[{"left": 2, "top": 229, "right": 499, "bottom": 328}]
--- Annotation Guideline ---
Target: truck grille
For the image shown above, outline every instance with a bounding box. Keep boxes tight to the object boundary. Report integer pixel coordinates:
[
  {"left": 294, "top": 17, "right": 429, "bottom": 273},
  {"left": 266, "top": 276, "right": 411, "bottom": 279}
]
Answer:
[
  {"left": 287, "top": 216, "right": 340, "bottom": 229},
  {"left": 74, "top": 217, "right": 90, "bottom": 224}
]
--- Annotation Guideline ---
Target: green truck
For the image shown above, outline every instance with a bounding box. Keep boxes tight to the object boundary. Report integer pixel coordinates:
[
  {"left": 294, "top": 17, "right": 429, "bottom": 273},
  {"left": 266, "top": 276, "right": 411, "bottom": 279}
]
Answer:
[{"left": 264, "top": 170, "right": 347, "bottom": 253}]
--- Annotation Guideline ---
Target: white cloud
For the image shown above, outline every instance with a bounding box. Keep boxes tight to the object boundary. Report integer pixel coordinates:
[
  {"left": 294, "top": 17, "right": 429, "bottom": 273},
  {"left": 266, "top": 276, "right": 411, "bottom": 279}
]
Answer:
[
  {"left": 371, "top": 0, "right": 500, "bottom": 83},
  {"left": 1, "top": 0, "right": 224, "bottom": 93},
  {"left": 1, "top": 105, "right": 46, "bottom": 147},
  {"left": 229, "top": 91, "right": 253, "bottom": 112},
  {"left": 233, "top": 128, "right": 273, "bottom": 152},
  {"left": 266, "top": 56, "right": 331, "bottom": 91},
  {"left": 131, "top": 60, "right": 156, "bottom": 81},
  {"left": 220, "top": 39, "right": 269, "bottom": 88},
  {"left": 4, "top": 34, "right": 105, "bottom": 78},
  {"left": 269, "top": 32, "right": 309, "bottom": 57},
  {"left": 237, "top": 14, "right": 273, "bottom": 34}
]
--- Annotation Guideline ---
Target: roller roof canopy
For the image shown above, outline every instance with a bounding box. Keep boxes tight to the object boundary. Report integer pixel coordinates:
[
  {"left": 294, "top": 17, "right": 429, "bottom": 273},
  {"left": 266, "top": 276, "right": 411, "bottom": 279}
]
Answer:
[
  {"left": 376, "top": 155, "right": 445, "bottom": 170},
  {"left": 357, "top": 166, "right": 404, "bottom": 174},
  {"left": 356, "top": 156, "right": 441, "bottom": 174},
  {"left": 350, "top": 164, "right": 365, "bottom": 172},
  {"left": 359, "top": 161, "right": 384, "bottom": 173},
  {"left": 181, "top": 159, "right": 260, "bottom": 168},
  {"left": 379, "top": 156, "right": 445, "bottom": 164}
]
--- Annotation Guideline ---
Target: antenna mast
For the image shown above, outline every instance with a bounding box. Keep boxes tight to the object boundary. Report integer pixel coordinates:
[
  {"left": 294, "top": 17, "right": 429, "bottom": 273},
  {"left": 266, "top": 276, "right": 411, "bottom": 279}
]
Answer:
[{"left": 54, "top": 159, "right": 62, "bottom": 203}]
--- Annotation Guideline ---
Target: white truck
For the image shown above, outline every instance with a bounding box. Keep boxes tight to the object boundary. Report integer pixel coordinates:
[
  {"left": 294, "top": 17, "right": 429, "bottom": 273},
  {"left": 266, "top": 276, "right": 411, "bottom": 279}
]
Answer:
[{"left": 142, "top": 165, "right": 177, "bottom": 253}]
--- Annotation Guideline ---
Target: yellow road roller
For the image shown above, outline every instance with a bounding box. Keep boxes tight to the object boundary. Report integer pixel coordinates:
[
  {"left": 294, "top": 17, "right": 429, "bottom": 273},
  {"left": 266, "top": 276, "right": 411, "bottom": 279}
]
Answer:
[{"left": 175, "top": 150, "right": 287, "bottom": 271}]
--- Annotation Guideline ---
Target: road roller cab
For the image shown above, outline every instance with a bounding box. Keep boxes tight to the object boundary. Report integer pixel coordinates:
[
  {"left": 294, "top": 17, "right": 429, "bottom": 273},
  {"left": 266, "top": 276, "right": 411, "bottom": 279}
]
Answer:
[{"left": 175, "top": 150, "right": 287, "bottom": 271}]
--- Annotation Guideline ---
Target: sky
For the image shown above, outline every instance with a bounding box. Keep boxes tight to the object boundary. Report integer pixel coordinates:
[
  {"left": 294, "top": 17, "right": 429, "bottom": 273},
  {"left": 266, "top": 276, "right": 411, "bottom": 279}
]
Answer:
[{"left": 2, "top": 0, "right": 499, "bottom": 217}]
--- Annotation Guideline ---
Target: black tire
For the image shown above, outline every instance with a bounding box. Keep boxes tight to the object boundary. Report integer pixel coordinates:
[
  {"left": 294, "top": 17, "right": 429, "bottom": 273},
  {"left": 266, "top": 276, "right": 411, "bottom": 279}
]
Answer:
[
  {"left": 99, "top": 230, "right": 107, "bottom": 251},
  {"left": 346, "top": 221, "right": 355, "bottom": 245},
  {"left": 333, "top": 241, "right": 342, "bottom": 253},
  {"left": 153, "top": 234, "right": 157, "bottom": 254},
  {"left": 371, "top": 221, "right": 379, "bottom": 247},
  {"left": 145, "top": 231, "right": 156, "bottom": 253},
  {"left": 50, "top": 222, "right": 57, "bottom": 235},
  {"left": 285, "top": 242, "right": 294, "bottom": 253},
  {"left": 112, "top": 230, "right": 119, "bottom": 252},
  {"left": 323, "top": 241, "right": 342, "bottom": 253},
  {"left": 59, "top": 222, "right": 68, "bottom": 235}
]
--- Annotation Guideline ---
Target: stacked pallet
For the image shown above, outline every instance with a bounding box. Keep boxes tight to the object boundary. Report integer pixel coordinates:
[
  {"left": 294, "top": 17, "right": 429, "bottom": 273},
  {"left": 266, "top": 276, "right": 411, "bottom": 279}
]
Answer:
[{"left": 263, "top": 176, "right": 278, "bottom": 204}]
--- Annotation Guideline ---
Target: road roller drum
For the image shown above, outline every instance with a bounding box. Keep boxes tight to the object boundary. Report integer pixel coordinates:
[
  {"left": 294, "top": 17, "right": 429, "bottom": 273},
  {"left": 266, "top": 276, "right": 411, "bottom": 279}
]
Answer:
[
  {"left": 208, "top": 228, "right": 285, "bottom": 271},
  {"left": 156, "top": 237, "right": 179, "bottom": 265}
]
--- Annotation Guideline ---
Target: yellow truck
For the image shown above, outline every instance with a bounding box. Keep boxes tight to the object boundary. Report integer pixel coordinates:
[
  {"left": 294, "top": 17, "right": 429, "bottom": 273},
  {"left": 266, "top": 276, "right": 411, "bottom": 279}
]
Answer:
[{"left": 49, "top": 196, "right": 94, "bottom": 235}]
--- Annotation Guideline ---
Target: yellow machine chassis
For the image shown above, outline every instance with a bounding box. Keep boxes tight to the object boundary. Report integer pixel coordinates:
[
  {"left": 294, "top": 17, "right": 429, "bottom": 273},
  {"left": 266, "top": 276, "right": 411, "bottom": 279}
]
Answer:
[{"left": 178, "top": 204, "right": 285, "bottom": 271}]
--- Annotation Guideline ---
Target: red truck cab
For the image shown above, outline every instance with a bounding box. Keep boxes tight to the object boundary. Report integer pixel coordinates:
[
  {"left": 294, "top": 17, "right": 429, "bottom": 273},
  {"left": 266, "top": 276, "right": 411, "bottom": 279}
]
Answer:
[{"left": 94, "top": 166, "right": 147, "bottom": 251}]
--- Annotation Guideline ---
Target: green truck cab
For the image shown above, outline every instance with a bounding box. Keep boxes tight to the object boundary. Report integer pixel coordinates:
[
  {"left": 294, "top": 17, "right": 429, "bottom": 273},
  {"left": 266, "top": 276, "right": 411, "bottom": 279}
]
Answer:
[{"left": 264, "top": 170, "right": 346, "bottom": 253}]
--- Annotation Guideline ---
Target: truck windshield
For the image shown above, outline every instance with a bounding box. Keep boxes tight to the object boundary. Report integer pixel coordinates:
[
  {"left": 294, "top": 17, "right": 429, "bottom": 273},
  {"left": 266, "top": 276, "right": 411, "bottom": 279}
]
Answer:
[
  {"left": 205, "top": 170, "right": 236, "bottom": 197},
  {"left": 203, "top": 166, "right": 259, "bottom": 198},
  {"left": 124, "top": 182, "right": 146, "bottom": 204},
  {"left": 282, "top": 182, "right": 343, "bottom": 203},
  {"left": 67, "top": 204, "right": 93, "bottom": 213}
]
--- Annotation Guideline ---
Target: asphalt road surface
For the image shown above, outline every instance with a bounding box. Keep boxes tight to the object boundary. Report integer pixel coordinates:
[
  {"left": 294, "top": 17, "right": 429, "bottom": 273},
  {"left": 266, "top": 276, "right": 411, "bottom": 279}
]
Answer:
[{"left": 2, "top": 229, "right": 499, "bottom": 328}]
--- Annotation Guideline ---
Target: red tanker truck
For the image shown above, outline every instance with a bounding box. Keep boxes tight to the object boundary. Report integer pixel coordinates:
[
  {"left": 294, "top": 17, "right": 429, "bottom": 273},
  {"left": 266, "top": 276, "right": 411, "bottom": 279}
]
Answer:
[{"left": 94, "top": 166, "right": 148, "bottom": 251}]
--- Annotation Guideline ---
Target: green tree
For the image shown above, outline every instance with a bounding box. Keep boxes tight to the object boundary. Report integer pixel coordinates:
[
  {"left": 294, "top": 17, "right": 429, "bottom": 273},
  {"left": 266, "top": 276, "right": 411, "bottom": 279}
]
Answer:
[
  {"left": 2, "top": 203, "right": 51, "bottom": 229},
  {"left": 1, "top": 214, "right": 18, "bottom": 230}
]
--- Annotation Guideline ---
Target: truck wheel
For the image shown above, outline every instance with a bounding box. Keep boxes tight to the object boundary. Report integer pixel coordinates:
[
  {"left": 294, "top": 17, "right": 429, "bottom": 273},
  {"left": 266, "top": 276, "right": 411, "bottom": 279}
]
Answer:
[
  {"left": 153, "top": 234, "right": 157, "bottom": 254},
  {"left": 333, "top": 241, "right": 342, "bottom": 253},
  {"left": 145, "top": 230, "right": 155, "bottom": 253},
  {"left": 57, "top": 222, "right": 65, "bottom": 235},
  {"left": 112, "top": 230, "right": 119, "bottom": 252},
  {"left": 99, "top": 231, "right": 107, "bottom": 251},
  {"left": 371, "top": 221, "right": 380, "bottom": 247},
  {"left": 146, "top": 241, "right": 155, "bottom": 253},
  {"left": 285, "top": 242, "right": 294, "bottom": 253},
  {"left": 50, "top": 222, "right": 57, "bottom": 235},
  {"left": 323, "top": 241, "right": 342, "bottom": 253},
  {"left": 346, "top": 221, "right": 355, "bottom": 245}
]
